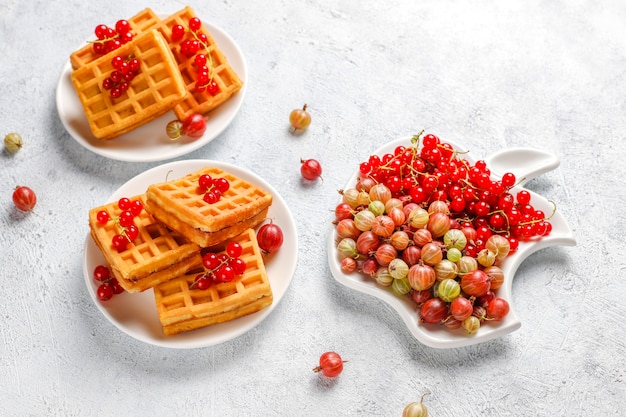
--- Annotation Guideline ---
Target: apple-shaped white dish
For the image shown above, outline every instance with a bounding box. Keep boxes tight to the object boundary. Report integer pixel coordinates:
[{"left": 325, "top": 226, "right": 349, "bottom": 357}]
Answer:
[{"left": 327, "top": 137, "right": 575, "bottom": 349}]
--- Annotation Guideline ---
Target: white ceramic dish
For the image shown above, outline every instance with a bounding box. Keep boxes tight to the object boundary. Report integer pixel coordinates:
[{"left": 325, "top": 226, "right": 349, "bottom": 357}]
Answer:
[
  {"left": 327, "top": 137, "right": 575, "bottom": 349},
  {"left": 56, "top": 20, "right": 247, "bottom": 162},
  {"left": 83, "top": 160, "right": 297, "bottom": 348}
]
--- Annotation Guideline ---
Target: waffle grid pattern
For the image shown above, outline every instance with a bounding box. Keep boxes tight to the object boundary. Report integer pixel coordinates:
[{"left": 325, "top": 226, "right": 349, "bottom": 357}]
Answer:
[
  {"left": 146, "top": 167, "right": 272, "bottom": 232},
  {"left": 89, "top": 194, "right": 198, "bottom": 282},
  {"left": 156, "top": 6, "right": 243, "bottom": 120},
  {"left": 153, "top": 229, "right": 272, "bottom": 332},
  {"left": 70, "top": 8, "right": 162, "bottom": 70},
  {"left": 71, "top": 30, "right": 186, "bottom": 140}
]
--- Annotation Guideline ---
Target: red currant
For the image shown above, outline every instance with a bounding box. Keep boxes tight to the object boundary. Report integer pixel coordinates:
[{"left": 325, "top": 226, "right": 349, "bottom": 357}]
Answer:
[
  {"left": 97, "top": 284, "right": 114, "bottom": 301},
  {"left": 96, "top": 210, "right": 110, "bottom": 224},
  {"left": 93, "top": 265, "right": 110, "bottom": 282}
]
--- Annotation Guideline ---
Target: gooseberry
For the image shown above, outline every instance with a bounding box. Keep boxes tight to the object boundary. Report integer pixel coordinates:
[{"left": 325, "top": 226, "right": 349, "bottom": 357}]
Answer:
[
  {"left": 300, "top": 158, "right": 322, "bottom": 181},
  {"left": 313, "top": 351, "right": 345, "bottom": 378},
  {"left": 4, "top": 132, "right": 23, "bottom": 153},
  {"left": 289, "top": 104, "right": 311, "bottom": 132},
  {"left": 402, "top": 392, "right": 430, "bottom": 417},
  {"left": 12, "top": 186, "right": 37, "bottom": 212},
  {"left": 256, "top": 221, "right": 284, "bottom": 253}
]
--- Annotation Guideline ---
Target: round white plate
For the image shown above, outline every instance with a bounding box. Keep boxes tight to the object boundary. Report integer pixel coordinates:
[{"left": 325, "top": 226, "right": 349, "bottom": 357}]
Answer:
[
  {"left": 83, "top": 160, "right": 297, "bottom": 348},
  {"left": 56, "top": 20, "right": 247, "bottom": 162},
  {"left": 327, "top": 137, "right": 576, "bottom": 349}
]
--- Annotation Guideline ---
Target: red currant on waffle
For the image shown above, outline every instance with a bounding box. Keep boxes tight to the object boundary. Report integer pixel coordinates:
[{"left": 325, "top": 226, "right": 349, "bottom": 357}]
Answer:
[
  {"left": 102, "top": 54, "right": 141, "bottom": 99},
  {"left": 170, "top": 16, "right": 220, "bottom": 95},
  {"left": 91, "top": 19, "right": 133, "bottom": 55}
]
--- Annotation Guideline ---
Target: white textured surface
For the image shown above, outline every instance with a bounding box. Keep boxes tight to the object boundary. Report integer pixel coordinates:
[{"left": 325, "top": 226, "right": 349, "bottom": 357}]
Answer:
[{"left": 1, "top": 0, "right": 625, "bottom": 416}]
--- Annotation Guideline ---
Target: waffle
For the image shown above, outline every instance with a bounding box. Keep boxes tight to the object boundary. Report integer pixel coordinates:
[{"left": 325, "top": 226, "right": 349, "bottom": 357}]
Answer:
[
  {"left": 153, "top": 228, "right": 273, "bottom": 335},
  {"left": 145, "top": 167, "right": 273, "bottom": 247},
  {"left": 88, "top": 194, "right": 201, "bottom": 292},
  {"left": 70, "top": 8, "right": 163, "bottom": 70},
  {"left": 154, "top": 6, "right": 243, "bottom": 121},
  {"left": 71, "top": 29, "right": 187, "bottom": 140}
]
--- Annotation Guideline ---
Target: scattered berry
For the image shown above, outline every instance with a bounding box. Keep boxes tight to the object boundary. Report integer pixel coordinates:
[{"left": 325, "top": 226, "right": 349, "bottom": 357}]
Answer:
[
  {"left": 289, "top": 104, "right": 311, "bottom": 132},
  {"left": 4, "top": 133, "right": 23, "bottom": 153},
  {"left": 12, "top": 186, "right": 37, "bottom": 212},
  {"left": 300, "top": 158, "right": 322, "bottom": 181},
  {"left": 402, "top": 393, "right": 430, "bottom": 417},
  {"left": 313, "top": 351, "right": 345, "bottom": 378}
]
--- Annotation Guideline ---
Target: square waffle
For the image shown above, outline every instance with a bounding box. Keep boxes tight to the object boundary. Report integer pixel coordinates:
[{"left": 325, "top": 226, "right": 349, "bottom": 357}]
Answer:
[
  {"left": 71, "top": 29, "right": 187, "bottom": 140},
  {"left": 145, "top": 167, "right": 273, "bottom": 247},
  {"left": 153, "top": 6, "right": 244, "bottom": 121},
  {"left": 69, "top": 8, "right": 163, "bottom": 70},
  {"left": 88, "top": 194, "right": 201, "bottom": 293},
  {"left": 153, "top": 228, "right": 273, "bottom": 335}
]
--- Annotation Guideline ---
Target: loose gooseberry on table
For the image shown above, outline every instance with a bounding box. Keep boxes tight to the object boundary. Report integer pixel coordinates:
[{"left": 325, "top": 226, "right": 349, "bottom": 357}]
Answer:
[
  {"left": 300, "top": 158, "right": 322, "bottom": 181},
  {"left": 12, "top": 186, "right": 37, "bottom": 212},
  {"left": 332, "top": 131, "right": 557, "bottom": 336},
  {"left": 313, "top": 351, "right": 345, "bottom": 378},
  {"left": 289, "top": 104, "right": 311, "bottom": 132}
]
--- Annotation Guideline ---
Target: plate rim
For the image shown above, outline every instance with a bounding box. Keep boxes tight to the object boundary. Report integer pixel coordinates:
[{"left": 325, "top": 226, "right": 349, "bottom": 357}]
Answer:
[
  {"left": 56, "top": 19, "right": 248, "bottom": 162},
  {"left": 83, "top": 159, "right": 298, "bottom": 349}
]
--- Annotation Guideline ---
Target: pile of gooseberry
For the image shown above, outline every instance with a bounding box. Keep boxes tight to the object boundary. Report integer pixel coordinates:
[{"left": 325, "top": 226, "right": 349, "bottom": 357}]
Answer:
[{"left": 333, "top": 132, "right": 555, "bottom": 335}]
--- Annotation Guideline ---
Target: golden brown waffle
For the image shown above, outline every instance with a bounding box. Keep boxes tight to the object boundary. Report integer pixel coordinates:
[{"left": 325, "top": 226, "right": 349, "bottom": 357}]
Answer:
[
  {"left": 71, "top": 30, "right": 187, "bottom": 140},
  {"left": 154, "top": 6, "right": 243, "bottom": 121},
  {"left": 69, "top": 8, "right": 163, "bottom": 70},
  {"left": 153, "top": 228, "right": 273, "bottom": 335},
  {"left": 88, "top": 194, "right": 201, "bottom": 293},
  {"left": 145, "top": 167, "right": 273, "bottom": 247}
]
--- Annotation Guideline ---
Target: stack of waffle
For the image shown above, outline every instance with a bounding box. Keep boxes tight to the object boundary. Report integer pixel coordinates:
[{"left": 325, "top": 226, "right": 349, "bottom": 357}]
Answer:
[
  {"left": 88, "top": 167, "right": 274, "bottom": 335},
  {"left": 70, "top": 6, "right": 243, "bottom": 140}
]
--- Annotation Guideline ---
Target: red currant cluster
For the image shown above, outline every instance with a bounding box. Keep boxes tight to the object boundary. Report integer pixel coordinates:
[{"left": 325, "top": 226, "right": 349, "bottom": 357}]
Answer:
[
  {"left": 357, "top": 133, "right": 552, "bottom": 242},
  {"left": 102, "top": 54, "right": 141, "bottom": 98},
  {"left": 92, "top": 20, "right": 133, "bottom": 55},
  {"left": 93, "top": 264, "right": 124, "bottom": 301},
  {"left": 96, "top": 197, "right": 144, "bottom": 252},
  {"left": 198, "top": 174, "right": 230, "bottom": 204},
  {"left": 334, "top": 132, "right": 556, "bottom": 335},
  {"left": 191, "top": 242, "right": 247, "bottom": 289},
  {"left": 170, "top": 17, "right": 219, "bottom": 95}
]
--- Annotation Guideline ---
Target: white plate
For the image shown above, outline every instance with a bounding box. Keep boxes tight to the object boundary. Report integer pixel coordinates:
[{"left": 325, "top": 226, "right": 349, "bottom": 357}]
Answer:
[
  {"left": 83, "top": 160, "right": 297, "bottom": 348},
  {"left": 56, "top": 20, "right": 247, "bottom": 162},
  {"left": 327, "top": 137, "right": 576, "bottom": 349}
]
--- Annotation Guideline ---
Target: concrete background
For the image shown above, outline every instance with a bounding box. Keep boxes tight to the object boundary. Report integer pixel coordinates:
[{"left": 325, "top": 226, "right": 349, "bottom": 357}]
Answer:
[{"left": 1, "top": 0, "right": 624, "bottom": 415}]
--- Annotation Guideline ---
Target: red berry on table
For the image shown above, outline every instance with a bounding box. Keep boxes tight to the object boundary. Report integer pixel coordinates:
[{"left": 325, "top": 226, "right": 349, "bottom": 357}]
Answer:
[
  {"left": 313, "top": 351, "right": 345, "bottom": 378},
  {"left": 300, "top": 158, "right": 322, "bottom": 181},
  {"left": 12, "top": 186, "right": 37, "bottom": 212}
]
